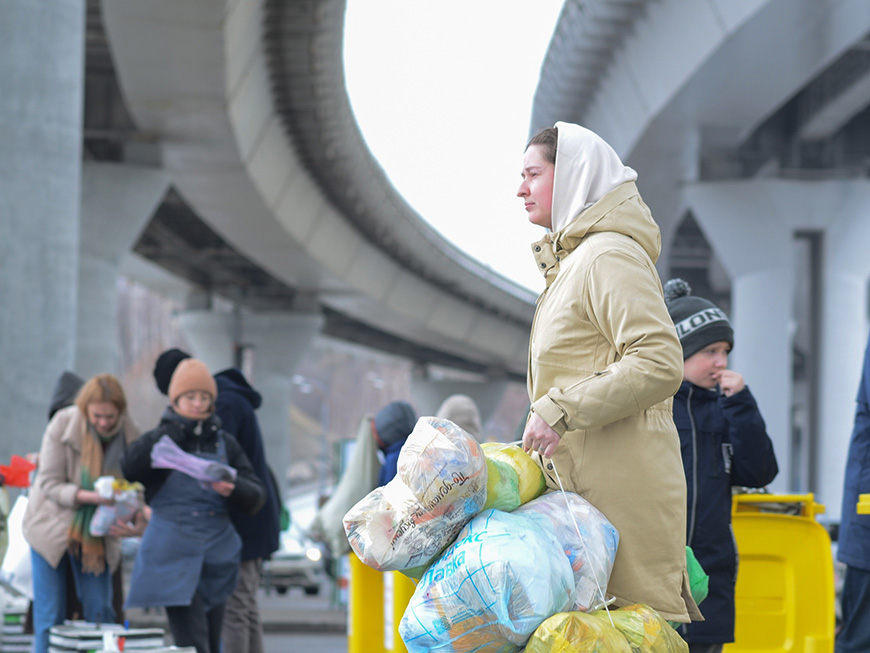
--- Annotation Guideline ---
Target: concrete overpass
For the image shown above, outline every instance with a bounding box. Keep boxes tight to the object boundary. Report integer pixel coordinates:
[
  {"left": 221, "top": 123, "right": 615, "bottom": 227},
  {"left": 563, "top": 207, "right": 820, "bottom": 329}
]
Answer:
[
  {"left": 532, "top": 0, "right": 870, "bottom": 516},
  {"left": 1, "top": 0, "right": 537, "bottom": 466},
  {"left": 4, "top": 0, "right": 870, "bottom": 518}
]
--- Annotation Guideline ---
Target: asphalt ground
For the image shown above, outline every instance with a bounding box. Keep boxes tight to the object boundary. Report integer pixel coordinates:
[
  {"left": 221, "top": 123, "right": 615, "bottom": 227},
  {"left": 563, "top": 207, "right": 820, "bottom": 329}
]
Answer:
[{"left": 126, "top": 581, "right": 347, "bottom": 635}]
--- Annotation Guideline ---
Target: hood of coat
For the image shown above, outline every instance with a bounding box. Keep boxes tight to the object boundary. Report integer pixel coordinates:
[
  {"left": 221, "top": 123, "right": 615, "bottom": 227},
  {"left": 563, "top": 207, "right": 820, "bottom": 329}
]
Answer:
[
  {"left": 533, "top": 180, "right": 661, "bottom": 286},
  {"left": 48, "top": 371, "right": 84, "bottom": 421},
  {"left": 550, "top": 122, "right": 637, "bottom": 233},
  {"left": 215, "top": 368, "right": 262, "bottom": 410}
]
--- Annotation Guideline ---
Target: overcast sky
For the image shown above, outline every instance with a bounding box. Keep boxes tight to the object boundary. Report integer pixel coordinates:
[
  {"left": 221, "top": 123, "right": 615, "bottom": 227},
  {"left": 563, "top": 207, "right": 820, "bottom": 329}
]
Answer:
[{"left": 343, "top": 1, "right": 563, "bottom": 292}]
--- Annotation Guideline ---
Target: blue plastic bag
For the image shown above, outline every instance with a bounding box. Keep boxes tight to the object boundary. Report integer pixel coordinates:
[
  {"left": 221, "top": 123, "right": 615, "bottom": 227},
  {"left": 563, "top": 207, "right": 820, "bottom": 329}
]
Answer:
[{"left": 400, "top": 508, "right": 575, "bottom": 652}]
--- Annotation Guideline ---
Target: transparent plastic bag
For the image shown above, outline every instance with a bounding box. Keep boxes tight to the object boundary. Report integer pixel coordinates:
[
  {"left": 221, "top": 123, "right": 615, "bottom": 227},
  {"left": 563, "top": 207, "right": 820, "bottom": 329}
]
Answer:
[
  {"left": 514, "top": 492, "right": 619, "bottom": 612},
  {"left": 343, "top": 416, "right": 487, "bottom": 572},
  {"left": 525, "top": 611, "right": 632, "bottom": 653},
  {"left": 400, "top": 508, "right": 574, "bottom": 652},
  {"left": 89, "top": 480, "right": 145, "bottom": 537},
  {"left": 526, "top": 604, "right": 687, "bottom": 653},
  {"left": 606, "top": 604, "right": 689, "bottom": 652}
]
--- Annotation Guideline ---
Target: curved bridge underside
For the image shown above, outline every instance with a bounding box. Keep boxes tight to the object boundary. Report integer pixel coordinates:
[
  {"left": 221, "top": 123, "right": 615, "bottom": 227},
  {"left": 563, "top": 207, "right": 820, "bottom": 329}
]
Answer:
[{"left": 99, "top": 0, "right": 536, "bottom": 380}]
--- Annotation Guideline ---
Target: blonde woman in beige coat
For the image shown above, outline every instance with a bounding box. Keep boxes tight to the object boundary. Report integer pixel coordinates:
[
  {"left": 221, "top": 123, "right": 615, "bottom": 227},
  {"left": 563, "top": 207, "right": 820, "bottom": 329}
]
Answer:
[
  {"left": 22, "top": 374, "right": 139, "bottom": 653},
  {"left": 516, "top": 122, "right": 702, "bottom": 624}
]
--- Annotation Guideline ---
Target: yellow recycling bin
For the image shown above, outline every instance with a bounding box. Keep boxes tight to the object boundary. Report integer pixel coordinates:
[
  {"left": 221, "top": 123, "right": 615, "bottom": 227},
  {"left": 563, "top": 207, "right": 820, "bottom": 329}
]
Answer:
[{"left": 725, "top": 493, "right": 834, "bottom": 653}]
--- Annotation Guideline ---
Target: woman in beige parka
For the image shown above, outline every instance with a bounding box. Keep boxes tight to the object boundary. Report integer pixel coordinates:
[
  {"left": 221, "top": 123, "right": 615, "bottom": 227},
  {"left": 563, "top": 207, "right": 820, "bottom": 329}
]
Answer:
[{"left": 517, "top": 122, "right": 702, "bottom": 623}]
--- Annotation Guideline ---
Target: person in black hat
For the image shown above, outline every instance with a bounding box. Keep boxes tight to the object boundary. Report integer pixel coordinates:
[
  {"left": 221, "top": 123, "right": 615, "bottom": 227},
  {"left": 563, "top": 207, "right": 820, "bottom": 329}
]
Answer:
[{"left": 664, "top": 278, "right": 779, "bottom": 652}]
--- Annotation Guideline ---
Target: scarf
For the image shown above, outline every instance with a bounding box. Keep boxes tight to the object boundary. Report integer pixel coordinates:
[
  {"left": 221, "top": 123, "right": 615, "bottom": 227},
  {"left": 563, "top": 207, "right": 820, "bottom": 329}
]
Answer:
[{"left": 68, "top": 418, "right": 124, "bottom": 574}]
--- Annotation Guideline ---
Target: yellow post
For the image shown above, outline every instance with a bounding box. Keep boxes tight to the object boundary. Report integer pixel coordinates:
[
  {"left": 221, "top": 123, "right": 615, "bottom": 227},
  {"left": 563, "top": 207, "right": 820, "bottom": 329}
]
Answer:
[
  {"left": 383, "top": 571, "right": 417, "bottom": 652},
  {"left": 348, "top": 554, "right": 384, "bottom": 653}
]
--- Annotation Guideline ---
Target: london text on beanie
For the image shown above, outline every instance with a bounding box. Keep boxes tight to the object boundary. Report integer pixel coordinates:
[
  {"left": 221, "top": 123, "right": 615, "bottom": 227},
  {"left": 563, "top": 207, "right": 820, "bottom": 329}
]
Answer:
[
  {"left": 168, "top": 358, "right": 218, "bottom": 405},
  {"left": 664, "top": 278, "right": 734, "bottom": 360}
]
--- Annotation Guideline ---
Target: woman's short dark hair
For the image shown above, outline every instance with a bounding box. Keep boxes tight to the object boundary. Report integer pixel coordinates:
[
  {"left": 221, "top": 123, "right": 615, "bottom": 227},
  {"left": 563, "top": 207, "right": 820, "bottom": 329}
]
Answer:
[{"left": 525, "top": 127, "right": 558, "bottom": 165}]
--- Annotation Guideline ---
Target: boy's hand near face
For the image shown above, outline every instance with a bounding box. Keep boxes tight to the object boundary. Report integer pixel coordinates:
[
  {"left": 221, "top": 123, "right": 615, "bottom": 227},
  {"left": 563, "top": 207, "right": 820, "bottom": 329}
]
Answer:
[{"left": 715, "top": 369, "right": 745, "bottom": 397}]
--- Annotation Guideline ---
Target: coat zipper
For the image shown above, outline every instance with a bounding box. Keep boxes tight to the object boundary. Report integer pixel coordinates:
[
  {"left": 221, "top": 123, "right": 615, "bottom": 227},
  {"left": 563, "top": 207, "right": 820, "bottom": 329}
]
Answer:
[
  {"left": 681, "top": 386, "right": 698, "bottom": 639},
  {"left": 687, "top": 386, "right": 698, "bottom": 546}
]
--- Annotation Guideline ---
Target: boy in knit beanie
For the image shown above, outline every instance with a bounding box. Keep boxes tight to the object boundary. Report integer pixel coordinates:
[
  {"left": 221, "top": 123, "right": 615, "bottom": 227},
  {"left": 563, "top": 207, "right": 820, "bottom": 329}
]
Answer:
[{"left": 664, "top": 279, "right": 779, "bottom": 652}]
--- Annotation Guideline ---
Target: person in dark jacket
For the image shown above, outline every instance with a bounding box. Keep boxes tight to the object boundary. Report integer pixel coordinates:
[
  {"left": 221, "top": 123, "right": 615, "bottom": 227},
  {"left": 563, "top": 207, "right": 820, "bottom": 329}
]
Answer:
[
  {"left": 836, "top": 330, "right": 870, "bottom": 653},
  {"left": 122, "top": 359, "right": 265, "bottom": 653},
  {"left": 153, "top": 348, "right": 281, "bottom": 653},
  {"left": 665, "top": 279, "right": 779, "bottom": 653},
  {"left": 372, "top": 400, "right": 417, "bottom": 486}
]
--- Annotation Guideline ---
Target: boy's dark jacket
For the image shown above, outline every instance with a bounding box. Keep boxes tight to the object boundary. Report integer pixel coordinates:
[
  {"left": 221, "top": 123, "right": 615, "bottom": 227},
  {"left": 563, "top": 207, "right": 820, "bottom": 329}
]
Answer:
[
  {"left": 121, "top": 408, "right": 265, "bottom": 516},
  {"left": 214, "top": 368, "right": 282, "bottom": 561},
  {"left": 674, "top": 381, "right": 778, "bottom": 645}
]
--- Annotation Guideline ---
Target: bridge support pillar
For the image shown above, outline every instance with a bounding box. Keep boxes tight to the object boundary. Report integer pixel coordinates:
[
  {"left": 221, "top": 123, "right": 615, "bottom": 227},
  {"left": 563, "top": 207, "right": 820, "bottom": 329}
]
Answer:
[
  {"left": 242, "top": 311, "right": 325, "bottom": 495},
  {"left": 176, "top": 309, "right": 238, "bottom": 374},
  {"left": 686, "top": 179, "right": 870, "bottom": 515},
  {"left": 0, "top": 0, "right": 85, "bottom": 460},
  {"left": 177, "top": 308, "right": 323, "bottom": 494},
  {"left": 77, "top": 162, "right": 169, "bottom": 378}
]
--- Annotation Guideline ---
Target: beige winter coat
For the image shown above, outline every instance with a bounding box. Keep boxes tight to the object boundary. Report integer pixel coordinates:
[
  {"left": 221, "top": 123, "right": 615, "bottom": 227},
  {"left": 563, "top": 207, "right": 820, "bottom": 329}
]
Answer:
[
  {"left": 528, "top": 180, "right": 702, "bottom": 622},
  {"left": 22, "top": 405, "right": 139, "bottom": 571}
]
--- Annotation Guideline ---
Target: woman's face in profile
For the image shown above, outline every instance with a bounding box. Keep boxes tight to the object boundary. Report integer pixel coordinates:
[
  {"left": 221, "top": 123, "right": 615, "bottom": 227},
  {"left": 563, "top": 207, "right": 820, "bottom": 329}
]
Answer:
[{"left": 517, "top": 145, "right": 555, "bottom": 230}]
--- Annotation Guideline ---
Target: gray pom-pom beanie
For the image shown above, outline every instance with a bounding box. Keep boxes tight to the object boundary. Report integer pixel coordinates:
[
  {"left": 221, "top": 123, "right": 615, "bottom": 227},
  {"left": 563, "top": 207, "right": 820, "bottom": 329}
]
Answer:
[{"left": 664, "top": 278, "right": 734, "bottom": 360}]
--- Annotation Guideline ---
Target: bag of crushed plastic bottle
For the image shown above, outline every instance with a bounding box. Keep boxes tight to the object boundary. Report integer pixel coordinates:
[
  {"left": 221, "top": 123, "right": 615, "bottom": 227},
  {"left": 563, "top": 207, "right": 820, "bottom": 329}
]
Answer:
[
  {"left": 343, "top": 416, "right": 487, "bottom": 572},
  {"left": 607, "top": 604, "right": 689, "bottom": 652},
  {"left": 525, "top": 611, "right": 632, "bottom": 653},
  {"left": 514, "top": 491, "right": 619, "bottom": 612},
  {"left": 481, "top": 442, "right": 545, "bottom": 504},
  {"left": 482, "top": 457, "right": 521, "bottom": 512},
  {"left": 399, "top": 508, "right": 575, "bottom": 652},
  {"left": 526, "top": 603, "right": 688, "bottom": 653}
]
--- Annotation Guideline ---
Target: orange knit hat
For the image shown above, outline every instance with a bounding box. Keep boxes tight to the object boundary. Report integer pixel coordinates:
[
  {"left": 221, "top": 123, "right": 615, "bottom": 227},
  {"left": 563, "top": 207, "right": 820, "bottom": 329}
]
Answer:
[{"left": 168, "top": 358, "right": 217, "bottom": 405}]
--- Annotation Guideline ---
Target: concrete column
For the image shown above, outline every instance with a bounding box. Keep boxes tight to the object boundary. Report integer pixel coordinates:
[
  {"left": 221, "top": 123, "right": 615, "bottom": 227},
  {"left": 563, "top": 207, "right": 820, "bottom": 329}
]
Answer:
[
  {"left": 242, "top": 311, "right": 325, "bottom": 495},
  {"left": 409, "top": 375, "right": 509, "bottom": 433},
  {"left": 77, "top": 162, "right": 169, "bottom": 377},
  {"left": 0, "top": 0, "right": 85, "bottom": 461},
  {"left": 176, "top": 309, "right": 238, "bottom": 373},
  {"left": 686, "top": 181, "right": 797, "bottom": 494},
  {"left": 686, "top": 179, "right": 870, "bottom": 511}
]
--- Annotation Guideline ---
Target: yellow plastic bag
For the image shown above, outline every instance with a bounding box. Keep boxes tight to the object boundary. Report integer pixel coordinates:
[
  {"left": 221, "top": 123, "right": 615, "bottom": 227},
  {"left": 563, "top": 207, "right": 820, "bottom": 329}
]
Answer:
[
  {"left": 482, "top": 457, "right": 522, "bottom": 512},
  {"left": 525, "top": 611, "right": 632, "bottom": 653},
  {"left": 481, "top": 442, "right": 545, "bottom": 504},
  {"left": 602, "top": 604, "right": 688, "bottom": 652}
]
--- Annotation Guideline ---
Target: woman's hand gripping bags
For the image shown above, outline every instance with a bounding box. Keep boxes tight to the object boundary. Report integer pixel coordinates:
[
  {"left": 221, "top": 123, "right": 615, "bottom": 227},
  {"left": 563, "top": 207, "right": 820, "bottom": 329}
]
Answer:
[
  {"left": 399, "top": 491, "right": 619, "bottom": 653},
  {"left": 343, "top": 416, "right": 488, "bottom": 573}
]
